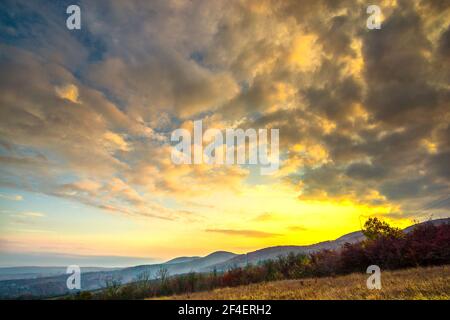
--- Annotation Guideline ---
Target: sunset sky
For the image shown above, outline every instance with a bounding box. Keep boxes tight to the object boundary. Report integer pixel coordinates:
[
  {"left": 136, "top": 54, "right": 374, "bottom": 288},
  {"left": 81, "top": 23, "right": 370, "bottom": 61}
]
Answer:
[{"left": 0, "top": 0, "right": 449, "bottom": 267}]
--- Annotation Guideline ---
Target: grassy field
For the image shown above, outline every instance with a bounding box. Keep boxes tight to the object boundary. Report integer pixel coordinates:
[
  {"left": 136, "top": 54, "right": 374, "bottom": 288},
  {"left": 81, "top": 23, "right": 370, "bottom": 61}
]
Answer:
[{"left": 155, "top": 265, "right": 450, "bottom": 300}]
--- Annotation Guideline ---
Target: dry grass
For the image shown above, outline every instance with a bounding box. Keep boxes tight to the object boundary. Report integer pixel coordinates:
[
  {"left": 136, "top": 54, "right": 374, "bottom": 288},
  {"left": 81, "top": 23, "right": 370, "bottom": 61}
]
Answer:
[{"left": 154, "top": 265, "right": 450, "bottom": 300}]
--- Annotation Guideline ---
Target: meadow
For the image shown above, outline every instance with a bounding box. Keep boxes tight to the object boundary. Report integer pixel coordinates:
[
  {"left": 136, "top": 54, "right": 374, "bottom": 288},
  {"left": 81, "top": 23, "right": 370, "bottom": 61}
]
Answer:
[{"left": 158, "top": 265, "right": 450, "bottom": 300}]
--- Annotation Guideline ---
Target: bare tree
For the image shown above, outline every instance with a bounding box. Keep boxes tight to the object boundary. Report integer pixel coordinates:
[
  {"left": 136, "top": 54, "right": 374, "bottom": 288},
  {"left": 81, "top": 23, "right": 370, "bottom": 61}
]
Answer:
[
  {"left": 156, "top": 266, "right": 169, "bottom": 283},
  {"left": 103, "top": 275, "right": 122, "bottom": 299},
  {"left": 156, "top": 266, "right": 170, "bottom": 294},
  {"left": 134, "top": 270, "right": 152, "bottom": 292}
]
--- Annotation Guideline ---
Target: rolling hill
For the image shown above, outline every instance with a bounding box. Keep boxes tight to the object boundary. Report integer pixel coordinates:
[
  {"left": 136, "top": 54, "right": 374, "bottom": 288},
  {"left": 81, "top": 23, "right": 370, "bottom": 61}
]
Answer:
[
  {"left": 0, "top": 266, "right": 120, "bottom": 281},
  {"left": 0, "top": 218, "right": 448, "bottom": 299}
]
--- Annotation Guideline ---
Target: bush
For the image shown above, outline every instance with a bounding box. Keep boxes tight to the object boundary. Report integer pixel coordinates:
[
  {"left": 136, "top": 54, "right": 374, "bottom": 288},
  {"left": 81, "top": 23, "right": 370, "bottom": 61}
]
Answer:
[
  {"left": 310, "top": 249, "right": 342, "bottom": 276},
  {"left": 404, "top": 222, "right": 450, "bottom": 266}
]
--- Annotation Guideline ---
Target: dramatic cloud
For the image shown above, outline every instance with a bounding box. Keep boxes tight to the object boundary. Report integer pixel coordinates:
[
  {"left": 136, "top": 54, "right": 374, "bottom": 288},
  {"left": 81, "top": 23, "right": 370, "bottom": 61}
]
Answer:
[{"left": 0, "top": 0, "right": 448, "bottom": 237}]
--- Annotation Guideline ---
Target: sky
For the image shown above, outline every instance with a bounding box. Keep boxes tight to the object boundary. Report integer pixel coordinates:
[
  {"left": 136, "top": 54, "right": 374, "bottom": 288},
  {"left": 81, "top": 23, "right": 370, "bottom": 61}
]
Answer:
[{"left": 0, "top": 0, "right": 449, "bottom": 267}]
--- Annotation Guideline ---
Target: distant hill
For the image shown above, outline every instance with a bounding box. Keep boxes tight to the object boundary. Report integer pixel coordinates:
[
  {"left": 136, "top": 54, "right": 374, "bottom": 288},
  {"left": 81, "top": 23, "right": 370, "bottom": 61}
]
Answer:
[
  {"left": 163, "top": 251, "right": 237, "bottom": 266},
  {"left": 0, "top": 218, "right": 448, "bottom": 299},
  {"left": 165, "top": 256, "right": 200, "bottom": 264},
  {"left": 202, "top": 232, "right": 367, "bottom": 271},
  {"left": 403, "top": 218, "right": 450, "bottom": 232},
  {"left": 0, "top": 266, "right": 120, "bottom": 281},
  {"left": 0, "top": 251, "right": 237, "bottom": 298}
]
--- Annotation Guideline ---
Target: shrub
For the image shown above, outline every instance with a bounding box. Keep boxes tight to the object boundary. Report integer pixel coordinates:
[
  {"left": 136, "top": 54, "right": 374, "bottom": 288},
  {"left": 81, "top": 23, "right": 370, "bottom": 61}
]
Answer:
[
  {"left": 309, "top": 249, "right": 342, "bottom": 276},
  {"left": 404, "top": 222, "right": 450, "bottom": 266}
]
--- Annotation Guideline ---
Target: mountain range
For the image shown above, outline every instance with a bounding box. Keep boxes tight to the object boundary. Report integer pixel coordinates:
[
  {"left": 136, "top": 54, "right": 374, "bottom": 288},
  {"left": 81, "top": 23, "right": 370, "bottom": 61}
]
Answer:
[{"left": 0, "top": 218, "right": 448, "bottom": 299}]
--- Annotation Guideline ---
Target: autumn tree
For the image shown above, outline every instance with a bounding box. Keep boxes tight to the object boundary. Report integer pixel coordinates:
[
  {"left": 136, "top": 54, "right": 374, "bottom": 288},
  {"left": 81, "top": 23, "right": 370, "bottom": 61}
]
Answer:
[{"left": 363, "top": 217, "right": 403, "bottom": 240}]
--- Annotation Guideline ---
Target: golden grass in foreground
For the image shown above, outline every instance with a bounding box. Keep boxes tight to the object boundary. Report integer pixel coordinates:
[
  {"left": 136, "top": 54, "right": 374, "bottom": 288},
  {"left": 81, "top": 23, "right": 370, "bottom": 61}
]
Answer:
[{"left": 154, "top": 265, "right": 450, "bottom": 300}]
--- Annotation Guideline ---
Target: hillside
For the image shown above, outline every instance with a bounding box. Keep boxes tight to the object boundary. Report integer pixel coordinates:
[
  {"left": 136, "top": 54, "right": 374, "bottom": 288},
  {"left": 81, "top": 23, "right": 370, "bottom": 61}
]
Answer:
[
  {"left": 204, "top": 218, "right": 450, "bottom": 271},
  {"left": 205, "top": 238, "right": 364, "bottom": 272},
  {"left": 0, "top": 266, "right": 120, "bottom": 281},
  {"left": 157, "top": 265, "right": 450, "bottom": 300},
  {"left": 1, "top": 218, "right": 448, "bottom": 299},
  {"left": 164, "top": 256, "right": 201, "bottom": 264},
  {"left": 0, "top": 251, "right": 237, "bottom": 298}
]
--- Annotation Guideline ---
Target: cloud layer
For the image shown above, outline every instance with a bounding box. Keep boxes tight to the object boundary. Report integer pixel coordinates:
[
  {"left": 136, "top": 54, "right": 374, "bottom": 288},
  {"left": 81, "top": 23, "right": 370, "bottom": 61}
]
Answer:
[{"left": 0, "top": 0, "right": 449, "bottom": 233}]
